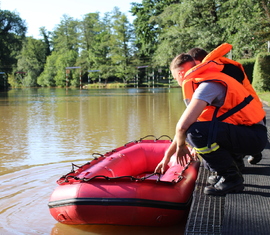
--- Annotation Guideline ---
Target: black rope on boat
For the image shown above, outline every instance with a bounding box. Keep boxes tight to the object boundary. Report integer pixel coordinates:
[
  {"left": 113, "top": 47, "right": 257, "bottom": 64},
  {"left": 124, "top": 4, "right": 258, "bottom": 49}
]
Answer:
[
  {"left": 124, "top": 140, "right": 138, "bottom": 147},
  {"left": 57, "top": 135, "right": 200, "bottom": 185},
  {"left": 58, "top": 171, "right": 171, "bottom": 184},
  {"left": 71, "top": 163, "right": 82, "bottom": 172},
  {"left": 58, "top": 158, "right": 198, "bottom": 184},
  {"left": 92, "top": 153, "right": 104, "bottom": 159},
  {"left": 139, "top": 135, "right": 157, "bottom": 141},
  {"left": 139, "top": 172, "right": 156, "bottom": 180},
  {"left": 156, "top": 135, "right": 173, "bottom": 141},
  {"left": 138, "top": 135, "right": 173, "bottom": 142},
  {"left": 80, "top": 174, "right": 158, "bottom": 182}
]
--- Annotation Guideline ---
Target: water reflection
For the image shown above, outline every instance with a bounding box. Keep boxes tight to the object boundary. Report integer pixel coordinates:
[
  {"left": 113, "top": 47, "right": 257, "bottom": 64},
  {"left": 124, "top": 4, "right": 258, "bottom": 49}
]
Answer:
[
  {"left": 51, "top": 220, "right": 187, "bottom": 235},
  {"left": 0, "top": 88, "right": 186, "bottom": 235}
]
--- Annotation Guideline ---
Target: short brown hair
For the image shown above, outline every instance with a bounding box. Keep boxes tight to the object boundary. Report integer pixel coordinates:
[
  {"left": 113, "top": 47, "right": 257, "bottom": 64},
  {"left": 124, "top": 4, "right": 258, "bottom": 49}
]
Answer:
[
  {"left": 188, "top": 48, "right": 208, "bottom": 62},
  {"left": 170, "top": 53, "right": 195, "bottom": 70}
]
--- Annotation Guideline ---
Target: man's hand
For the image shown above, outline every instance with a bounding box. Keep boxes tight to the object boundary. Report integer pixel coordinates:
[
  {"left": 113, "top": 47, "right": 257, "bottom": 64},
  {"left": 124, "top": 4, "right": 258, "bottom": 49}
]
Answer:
[
  {"left": 154, "top": 155, "right": 170, "bottom": 174},
  {"left": 190, "top": 147, "right": 199, "bottom": 161},
  {"left": 175, "top": 144, "right": 192, "bottom": 166}
]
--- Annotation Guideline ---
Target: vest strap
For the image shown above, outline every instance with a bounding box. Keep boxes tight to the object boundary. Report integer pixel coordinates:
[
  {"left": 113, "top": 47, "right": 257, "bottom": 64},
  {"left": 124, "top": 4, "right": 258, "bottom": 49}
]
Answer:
[
  {"left": 217, "top": 95, "right": 254, "bottom": 122},
  {"left": 207, "top": 95, "right": 254, "bottom": 148}
]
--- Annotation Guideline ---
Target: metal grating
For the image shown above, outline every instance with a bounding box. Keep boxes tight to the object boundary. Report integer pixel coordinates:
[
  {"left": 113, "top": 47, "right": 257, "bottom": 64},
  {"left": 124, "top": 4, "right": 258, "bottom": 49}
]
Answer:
[
  {"left": 222, "top": 149, "right": 270, "bottom": 235},
  {"left": 185, "top": 166, "right": 225, "bottom": 235},
  {"left": 185, "top": 104, "right": 270, "bottom": 235},
  {"left": 185, "top": 150, "right": 270, "bottom": 235}
]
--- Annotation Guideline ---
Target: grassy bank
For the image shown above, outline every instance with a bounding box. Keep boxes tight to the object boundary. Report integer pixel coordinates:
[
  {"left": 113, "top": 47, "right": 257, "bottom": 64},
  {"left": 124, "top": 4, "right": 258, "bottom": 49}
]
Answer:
[
  {"left": 84, "top": 80, "right": 179, "bottom": 89},
  {"left": 258, "top": 92, "right": 270, "bottom": 105}
]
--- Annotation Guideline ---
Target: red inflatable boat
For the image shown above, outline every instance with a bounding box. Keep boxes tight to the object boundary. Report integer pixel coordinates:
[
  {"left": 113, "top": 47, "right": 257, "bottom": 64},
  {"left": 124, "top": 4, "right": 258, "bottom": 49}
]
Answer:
[{"left": 48, "top": 136, "right": 200, "bottom": 226}]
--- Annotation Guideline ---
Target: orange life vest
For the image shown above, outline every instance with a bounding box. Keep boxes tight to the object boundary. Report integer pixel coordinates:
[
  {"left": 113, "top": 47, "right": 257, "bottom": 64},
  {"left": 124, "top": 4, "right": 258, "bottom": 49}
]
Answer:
[
  {"left": 182, "top": 64, "right": 265, "bottom": 126},
  {"left": 202, "top": 43, "right": 261, "bottom": 104}
]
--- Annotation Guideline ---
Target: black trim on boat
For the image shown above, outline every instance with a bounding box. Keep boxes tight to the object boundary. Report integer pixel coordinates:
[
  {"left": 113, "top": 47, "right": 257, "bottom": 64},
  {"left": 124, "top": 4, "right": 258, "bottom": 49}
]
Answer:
[{"left": 48, "top": 197, "right": 192, "bottom": 210}]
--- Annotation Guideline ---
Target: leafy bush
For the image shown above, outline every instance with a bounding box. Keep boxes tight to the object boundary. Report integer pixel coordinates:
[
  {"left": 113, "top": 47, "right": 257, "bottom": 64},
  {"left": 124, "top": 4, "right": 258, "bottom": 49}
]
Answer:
[
  {"left": 253, "top": 53, "right": 270, "bottom": 91},
  {"left": 237, "top": 58, "right": 256, "bottom": 84}
]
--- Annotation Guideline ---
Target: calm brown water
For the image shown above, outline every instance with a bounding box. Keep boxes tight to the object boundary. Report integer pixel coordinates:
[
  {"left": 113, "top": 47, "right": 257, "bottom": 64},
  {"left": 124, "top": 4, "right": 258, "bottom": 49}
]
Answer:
[{"left": 0, "top": 88, "right": 186, "bottom": 235}]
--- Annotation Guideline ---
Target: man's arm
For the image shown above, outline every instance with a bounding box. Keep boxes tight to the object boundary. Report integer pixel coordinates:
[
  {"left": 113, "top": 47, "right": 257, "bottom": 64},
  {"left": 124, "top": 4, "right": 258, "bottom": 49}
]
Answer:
[
  {"left": 174, "top": 98, "right": 207, "bottom": 165},
  {"left": 155, "top": 98, "right": 207, "bottom": 173}
]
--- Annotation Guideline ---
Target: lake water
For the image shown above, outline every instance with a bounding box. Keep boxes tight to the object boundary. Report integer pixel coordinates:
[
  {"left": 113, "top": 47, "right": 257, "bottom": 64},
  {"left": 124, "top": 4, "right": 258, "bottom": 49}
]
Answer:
[{"left": 0, "top": 87, "right": 187, "bottom": 235}]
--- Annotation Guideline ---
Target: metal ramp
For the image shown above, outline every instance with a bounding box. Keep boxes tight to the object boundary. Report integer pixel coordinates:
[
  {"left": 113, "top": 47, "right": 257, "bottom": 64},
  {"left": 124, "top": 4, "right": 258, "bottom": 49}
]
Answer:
[{"left": 185, "top": 149, "right": 270, "bottom": 235}]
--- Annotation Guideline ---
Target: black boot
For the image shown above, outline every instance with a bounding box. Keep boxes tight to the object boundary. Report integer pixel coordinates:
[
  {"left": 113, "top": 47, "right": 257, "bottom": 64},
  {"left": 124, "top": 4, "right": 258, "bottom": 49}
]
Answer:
[
  {"left": 207, "top": 156, "right": 244, "bottom": 185},
  {"left": 204, "top": 162, "right": 244, "bottom": 196},
  {"left": 247, "top": 153, "right": 262, "bottom": 165},
  {"left": 208, "top": 172, "right": 222, "bottom": 185}
]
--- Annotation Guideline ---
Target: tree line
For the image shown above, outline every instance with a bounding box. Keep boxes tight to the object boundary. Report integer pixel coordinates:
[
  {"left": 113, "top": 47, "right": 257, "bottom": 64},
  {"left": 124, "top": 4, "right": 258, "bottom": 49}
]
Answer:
[{"left": 0, "top": 0, "right": 270, "bottom": 88}]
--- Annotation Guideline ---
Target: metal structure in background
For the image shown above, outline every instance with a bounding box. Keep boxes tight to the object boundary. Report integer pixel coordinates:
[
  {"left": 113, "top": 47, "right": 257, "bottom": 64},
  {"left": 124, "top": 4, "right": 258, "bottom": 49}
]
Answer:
[
  {"left": 65, "top": 67, "right": 81, "bottom": 89},
  {"left": 136, "top": 65, "right": 149, "bottom": 88}
]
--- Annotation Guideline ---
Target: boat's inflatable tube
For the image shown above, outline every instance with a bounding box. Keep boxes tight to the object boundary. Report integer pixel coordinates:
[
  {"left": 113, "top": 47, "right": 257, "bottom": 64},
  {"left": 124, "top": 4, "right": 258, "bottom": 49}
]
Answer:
[{"left": 48, "top": 136, "right": 200, "bottom": 226}]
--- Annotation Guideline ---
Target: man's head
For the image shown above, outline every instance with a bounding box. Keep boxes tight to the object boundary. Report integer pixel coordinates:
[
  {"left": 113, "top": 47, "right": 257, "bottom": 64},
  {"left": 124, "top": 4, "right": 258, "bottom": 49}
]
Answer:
[
  {"left": 187, "top": 47, "right": 208, "bottom": 64},
  {"left": 170, "top": 53, "right": 196, "bottom": 86}
]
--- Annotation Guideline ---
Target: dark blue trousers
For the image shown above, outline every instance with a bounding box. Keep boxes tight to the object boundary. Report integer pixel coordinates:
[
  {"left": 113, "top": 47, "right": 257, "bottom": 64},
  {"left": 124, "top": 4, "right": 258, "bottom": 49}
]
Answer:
[{"left": 186, "top": 121, "right": 267, "bottom": 172}]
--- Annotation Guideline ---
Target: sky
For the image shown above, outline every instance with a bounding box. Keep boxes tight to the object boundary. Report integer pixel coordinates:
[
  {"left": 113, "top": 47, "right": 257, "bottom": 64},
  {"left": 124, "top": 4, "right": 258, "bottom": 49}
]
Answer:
[{"left": 1, "top": 0, "right": 142, "bottom": 39}]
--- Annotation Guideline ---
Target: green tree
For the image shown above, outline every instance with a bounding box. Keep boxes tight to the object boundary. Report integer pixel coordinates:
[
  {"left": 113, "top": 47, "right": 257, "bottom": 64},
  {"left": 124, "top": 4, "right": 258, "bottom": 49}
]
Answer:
[
  {"left": 38, "top": 50, "right": 78, "bottom": 87},
  {"left": 79, "top": 13, "right": 101, "bottom": 52},
  {"left": 13, "top": 37, "right": 48, "bottom": 87},
  {"left": 93, "top": 13, "right": 115, "bottom": 82},
  {"left": 219, "top": 0, "right": 262, "bottom": 58},
  {"left": 55, "top": 50, "right": 78, "bottom": 87},
  {"left": 39, "top": 26, "right": 52, "bottom": 57},
  {"left": 52, "top": 15, "right": 80, "bottom": 52},
  {"left": 37, "top": 51, "right": 57, "bottom": 87},
  {"left": 131, "top": 0, "right": 177, "bottom": 64},
  {"left": 151, "top": 0, "right": 226, "bottom": 66},
  {"left": 254, "top": 0, "right": 270, "bottom": 52},
  {"left": 0, "top": 10, "right": 27, "bottom": 73},
  {"left": 109, "top": 7, "right": 137, "bottom": 83},
  {"left": 3, "top": 1, "right": 270, "bottom": 88},
  {"left": 77, "top": 13, "right": 105, "bottom": 82},
  {"left": 148, "top": 0, "right": 264, "bottom": 66},
  {"left": 39, "top": 15, "right": 80, "bottom": 87}
]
